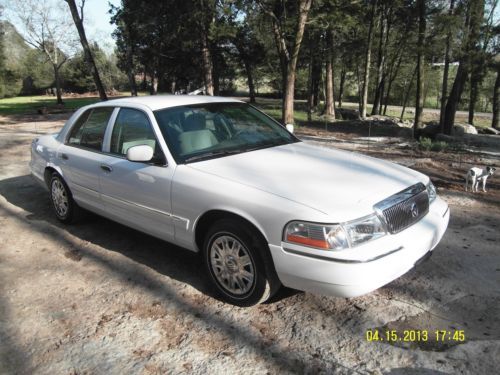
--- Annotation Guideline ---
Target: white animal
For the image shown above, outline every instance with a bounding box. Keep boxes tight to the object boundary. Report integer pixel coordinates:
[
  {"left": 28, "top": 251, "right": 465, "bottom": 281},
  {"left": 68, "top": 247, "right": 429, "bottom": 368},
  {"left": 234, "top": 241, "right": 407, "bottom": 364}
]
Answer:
[{"left": 465, "top": 166, "right": 496, "bottom": 192}]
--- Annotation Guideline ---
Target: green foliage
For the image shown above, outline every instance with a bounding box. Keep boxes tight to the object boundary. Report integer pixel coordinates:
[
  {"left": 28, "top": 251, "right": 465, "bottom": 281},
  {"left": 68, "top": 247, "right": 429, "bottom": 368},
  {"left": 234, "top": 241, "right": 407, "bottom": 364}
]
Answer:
[
  {"left": 418, "top": 137, "right": 433, "bottom": 151},
  {"left": 430, "top": 141, "right": 449, "bottom": 152},
  {"left": 0, "top": 0, "right": 497, "bottom": 124},
  {"left": 0, "top": 21, "right": 30, "bottom": 98},
  {"left": 418, "top": 137, "right": 448, "bottom": 152},
  {"left": 64, "top": 43, "right": 128, "bottom": 93}
]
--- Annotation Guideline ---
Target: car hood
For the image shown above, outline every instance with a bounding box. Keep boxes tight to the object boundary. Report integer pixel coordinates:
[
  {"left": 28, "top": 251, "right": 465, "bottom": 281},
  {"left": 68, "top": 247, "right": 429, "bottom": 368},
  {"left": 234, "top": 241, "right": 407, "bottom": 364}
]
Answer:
[{"left": 187, "top": 142, "right": 428, "bottom": 221}]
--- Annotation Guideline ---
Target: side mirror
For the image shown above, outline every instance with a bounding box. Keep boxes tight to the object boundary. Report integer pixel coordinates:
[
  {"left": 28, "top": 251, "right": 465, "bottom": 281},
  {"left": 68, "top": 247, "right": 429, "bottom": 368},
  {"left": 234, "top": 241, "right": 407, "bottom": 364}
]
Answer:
[
  {"left": 126, "top": 145, "right": 154, "bottom": 162},
  {"left": 285, "top": 123, "right": 294, "bottom": 133}
]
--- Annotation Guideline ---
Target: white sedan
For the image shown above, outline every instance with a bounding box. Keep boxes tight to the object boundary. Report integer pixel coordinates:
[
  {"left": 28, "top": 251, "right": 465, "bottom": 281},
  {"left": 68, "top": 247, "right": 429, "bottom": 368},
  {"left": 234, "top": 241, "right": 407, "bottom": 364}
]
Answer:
[{"left": 30, "top": 96, "right": 450, "bottom": 306}]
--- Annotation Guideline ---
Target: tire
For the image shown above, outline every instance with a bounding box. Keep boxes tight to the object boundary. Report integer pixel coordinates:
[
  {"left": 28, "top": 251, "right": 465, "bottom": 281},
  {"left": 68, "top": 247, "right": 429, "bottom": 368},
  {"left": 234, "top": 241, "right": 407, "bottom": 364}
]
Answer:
[
  {"left": 49, "top": 173, "right": 82, "bottom": 224},
  {"left": 203, "top": 219, "right": 281, "bottom": 306}
]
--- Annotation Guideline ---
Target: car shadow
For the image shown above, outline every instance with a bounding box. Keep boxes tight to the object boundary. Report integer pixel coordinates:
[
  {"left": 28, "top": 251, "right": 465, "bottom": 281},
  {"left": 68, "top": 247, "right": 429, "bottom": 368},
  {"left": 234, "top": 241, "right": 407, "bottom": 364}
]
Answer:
[
  {"left": 0, "top": 174, "right": 217, "bottom": 297},
  {"left": 0, "top": 174, "right": 300, "bottom": 304}
]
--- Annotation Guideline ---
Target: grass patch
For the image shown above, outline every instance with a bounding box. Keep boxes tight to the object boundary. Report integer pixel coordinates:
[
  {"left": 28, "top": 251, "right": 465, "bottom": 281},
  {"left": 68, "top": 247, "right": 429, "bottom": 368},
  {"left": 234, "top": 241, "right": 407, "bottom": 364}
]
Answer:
[
  {"left": 0, "top": 95, "right": 102, "bottom": 115},
  {"left": 255, "top": 98, "right": 334, "bottom": 126}
]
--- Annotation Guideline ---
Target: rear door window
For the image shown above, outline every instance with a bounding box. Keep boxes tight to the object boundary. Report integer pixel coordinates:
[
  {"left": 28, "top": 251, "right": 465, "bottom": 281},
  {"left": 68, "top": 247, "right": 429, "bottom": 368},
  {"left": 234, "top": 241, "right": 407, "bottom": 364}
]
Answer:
[{"left": 67, "top": 107, "right": 114, "bottom": 151}]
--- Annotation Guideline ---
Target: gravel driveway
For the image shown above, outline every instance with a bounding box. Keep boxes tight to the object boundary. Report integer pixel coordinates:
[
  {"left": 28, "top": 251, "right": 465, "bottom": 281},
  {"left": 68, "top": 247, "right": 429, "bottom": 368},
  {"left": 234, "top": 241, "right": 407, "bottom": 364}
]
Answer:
[{"left": 0, "top": 114, "right": 499, "bottom": 374}]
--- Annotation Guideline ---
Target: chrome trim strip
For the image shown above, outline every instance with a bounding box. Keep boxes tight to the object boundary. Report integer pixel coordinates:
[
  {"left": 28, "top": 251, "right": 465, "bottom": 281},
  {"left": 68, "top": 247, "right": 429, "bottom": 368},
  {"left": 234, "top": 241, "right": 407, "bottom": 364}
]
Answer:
[
  {"left": 442, "top": 206, "right": 449, "bottom": 218},
  {"left": 71, "top": 183, "right": 100, "bottom": 197},
  {"left": 100, "top": 193, "right": 190, "bottom": 224},
  {"left": 282, "top": 246, "right": 404, "bottom": 264},
  {"left": 374, "top": 183, "right": 426, "bottom": 212}
]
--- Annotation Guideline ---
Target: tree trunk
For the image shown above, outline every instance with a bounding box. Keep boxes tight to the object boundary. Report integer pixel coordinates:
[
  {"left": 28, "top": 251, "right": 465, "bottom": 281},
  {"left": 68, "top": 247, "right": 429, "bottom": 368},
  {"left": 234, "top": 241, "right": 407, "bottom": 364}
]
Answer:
[
  {"left": 126, "top": 42, "right": 137, "bottom": 96},
  {"left": 149, "top": 69, "right": 158, "bottom": 95},
  {"left": 361, "top": 0, "right": 377, "bottom": 119},
  {"left": 439, "top": 0, "right": 455, "bottom": 131},
  {"left": 325, "top": 31, "right": 335, "bottom": 119},
  {"left": 382, "top": 51, "right": 403, "bottom": 115},
  {"left": 371, "top": 9, "right": 387, "bottom": 115},
  {"left": 127, "top": 70, "right": 137, "bottom": 96},
  {"left": 443, "top": 63, "right": 467, "bottom": 134},
  {"left": 312, "top": 60, "right": 321, "bottom": 107},
  {"left": 53, "top": 64, "right": 63, "bottom": 105},
  {"left": 400, "top": 65, "right": 417, "bottom": 121},
  {"left": 65, "top": 0, "right": 107, "bottom": 101},
  {"left": 338, "top": 65, "right": 346, "bottom": 108},
  {"left": 468, "top": 1, "right": 486, "bottom": 125},
  {"left": 492, "top": 64, "right": 500, "bottom": 129},
  {"left": 283, "top": 68, "right": 297, "bottom": 124},
  {"left": 414, "top": 0, "right": 426, "bottom": 136},
  {"left": 443, "top": 0, "right": 484, "bottom": 135},
  {"left": 141, "top": 68, "right": 147, "bottom": 90},
  {"left": 356, "top": 61, "right": 362, "bottom": 112},
  {"left": 307, "top": 53, "right": 321, "bottom": 118},
  {"left": 307, "top": 54, "right": 314, "bottom": 120},
  {"left": 213, "top": 51, "right": 220, "bottom": 95},
  {"left": 243, "top": 59, "right": 256, "bottom": 103},
  {"left": 201, "top": 35, "right": 214, "bottom": 96},
  {"left": 468, "top": 74, "right": 479, "bottom": 124},
  {"left": 325, "top": 58, "right": 334, "bottom": 118},
  {"left": 282, "top": 0, "right": 313, "bottom": 124}
]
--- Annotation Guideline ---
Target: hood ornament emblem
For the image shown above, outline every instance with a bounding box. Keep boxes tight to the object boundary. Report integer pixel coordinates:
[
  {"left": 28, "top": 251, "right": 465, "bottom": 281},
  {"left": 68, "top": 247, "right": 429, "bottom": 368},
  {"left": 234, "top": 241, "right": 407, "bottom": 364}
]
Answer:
[{"left": 410, "top": 202, "right": 419, "bottom": 218}]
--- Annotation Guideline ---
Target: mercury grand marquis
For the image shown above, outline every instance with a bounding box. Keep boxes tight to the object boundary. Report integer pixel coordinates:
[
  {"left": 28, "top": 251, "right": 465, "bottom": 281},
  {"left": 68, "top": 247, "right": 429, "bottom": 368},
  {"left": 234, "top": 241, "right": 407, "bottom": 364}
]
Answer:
[{"left": 30, "top": 95, "right": 450, "bottom": 306}]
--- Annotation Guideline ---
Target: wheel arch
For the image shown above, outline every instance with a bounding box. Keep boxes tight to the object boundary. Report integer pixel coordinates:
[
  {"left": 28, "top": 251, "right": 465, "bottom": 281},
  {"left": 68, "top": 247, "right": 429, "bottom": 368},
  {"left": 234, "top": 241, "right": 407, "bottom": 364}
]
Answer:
[
  {"left": 194, "top": 209, "right": 270, "bottom": 253},
  {"left": 44, "top": 164, "right": 64, "bottom": 188}
]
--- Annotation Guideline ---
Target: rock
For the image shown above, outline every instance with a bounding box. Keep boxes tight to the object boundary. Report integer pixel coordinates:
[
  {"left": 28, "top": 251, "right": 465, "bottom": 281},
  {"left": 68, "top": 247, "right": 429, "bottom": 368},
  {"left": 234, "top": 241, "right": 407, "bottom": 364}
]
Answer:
[
  {"left": 362, "top": 116, "right": 414, "bottom": 138},
  {"left": 335, "top": 108, "right": 360, "bottom": 120},
  {"left": 366, "top": 115, "right": 401, "bottom": 127},
  {"left": 435, "top": 134, "right": 455, "bottom": 143},
  {"left": 37, "top": 107, "right": 48, "bottom": 115},
  {"left": 369, "top": 115, "right": 394, "bottom": 121},
  {"left": 397, "top": 120, "right": 413, "bottom": 128},
  {"left": 420, "top": 123, "right": 441, "bottom": 137},
  {"left": 478, "top": 127, "right": 500, "bottom": 135},
  {"left": 453, "top": 122, "right": 478, "bottom": 136}
]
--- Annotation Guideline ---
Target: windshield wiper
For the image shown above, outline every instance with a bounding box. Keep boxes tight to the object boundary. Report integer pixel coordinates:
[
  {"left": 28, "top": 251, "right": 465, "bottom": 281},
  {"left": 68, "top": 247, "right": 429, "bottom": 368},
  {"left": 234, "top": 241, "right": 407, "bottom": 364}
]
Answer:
[
  {"left": 245, "top": 138, "right": 290, "bottom": 151},
  {"left": 184, "top": 149, "right": 244, "bottom": 163}
]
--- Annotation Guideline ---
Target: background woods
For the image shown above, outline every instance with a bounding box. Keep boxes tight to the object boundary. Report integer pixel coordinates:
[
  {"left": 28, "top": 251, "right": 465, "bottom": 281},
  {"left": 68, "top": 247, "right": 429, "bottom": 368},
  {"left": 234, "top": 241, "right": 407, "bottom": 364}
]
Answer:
[{"left": 1, "top": 0, "right": 499, "bottom": 132}]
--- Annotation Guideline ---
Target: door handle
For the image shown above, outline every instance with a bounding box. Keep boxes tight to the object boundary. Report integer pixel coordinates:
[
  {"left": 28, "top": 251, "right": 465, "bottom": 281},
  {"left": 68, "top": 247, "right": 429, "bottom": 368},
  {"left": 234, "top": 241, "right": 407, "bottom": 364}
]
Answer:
[
  {"left": 100, "top": 164, "right": 113, "bottom": 172},
  {"left": 61, "top": 153, "right": 69, "bottom": 160}
]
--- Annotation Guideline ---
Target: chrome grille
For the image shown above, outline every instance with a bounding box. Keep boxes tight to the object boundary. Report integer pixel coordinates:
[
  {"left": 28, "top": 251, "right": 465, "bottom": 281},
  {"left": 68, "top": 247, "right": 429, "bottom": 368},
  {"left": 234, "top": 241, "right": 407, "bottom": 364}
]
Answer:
[{"left": 374, "top": 183, "right": 429, "bottom": 234}]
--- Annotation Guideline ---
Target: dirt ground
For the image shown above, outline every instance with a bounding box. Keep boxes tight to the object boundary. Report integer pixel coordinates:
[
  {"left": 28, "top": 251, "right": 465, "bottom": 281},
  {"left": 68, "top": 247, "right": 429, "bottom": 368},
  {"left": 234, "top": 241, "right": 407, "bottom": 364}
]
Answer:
[{"left": 0, "top": 113, "right": 499, "bottom": 375}]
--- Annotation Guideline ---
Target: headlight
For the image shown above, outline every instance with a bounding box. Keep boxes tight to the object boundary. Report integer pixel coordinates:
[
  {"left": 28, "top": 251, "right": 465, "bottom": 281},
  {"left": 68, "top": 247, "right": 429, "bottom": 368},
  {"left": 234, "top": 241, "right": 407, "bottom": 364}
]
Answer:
[
  {"left": 284, "top": 222, "right": 348, "bottom": 250},
  {"left": 284, "top": 214, "right": 386, "bottom": 251},
  {"left": 426, "top": 180, "right": 436, "bottom": 203},
  {"left": 343, "top": 214, "right": 386, "bottom": 246}
]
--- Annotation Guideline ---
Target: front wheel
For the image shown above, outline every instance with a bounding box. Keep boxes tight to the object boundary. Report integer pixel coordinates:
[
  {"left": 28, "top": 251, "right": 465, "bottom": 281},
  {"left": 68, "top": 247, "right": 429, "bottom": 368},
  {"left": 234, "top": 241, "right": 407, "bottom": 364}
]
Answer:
[{"left": 203, "top": 219, "right": 281, "bottom": 306}]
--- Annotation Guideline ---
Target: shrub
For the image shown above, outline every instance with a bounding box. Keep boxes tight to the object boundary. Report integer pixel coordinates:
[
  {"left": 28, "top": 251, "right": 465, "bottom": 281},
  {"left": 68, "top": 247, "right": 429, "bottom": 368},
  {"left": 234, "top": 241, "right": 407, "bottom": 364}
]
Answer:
[
  {"left": 418, "top": 137, "right": 449, "bottom": 152},
  {"left": 418, "top": 137, "right": 433, "bottom": 151},
  {"left": 430, "top": 141, "right": 448, "bottom": 152}
]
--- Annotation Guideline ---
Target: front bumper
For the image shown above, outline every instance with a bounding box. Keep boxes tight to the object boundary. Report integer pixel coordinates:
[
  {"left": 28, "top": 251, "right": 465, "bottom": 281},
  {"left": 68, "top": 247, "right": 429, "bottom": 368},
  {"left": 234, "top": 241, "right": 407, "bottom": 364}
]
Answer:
[{"left": 269, "top": 197, "right": 450, "bottom": 298}]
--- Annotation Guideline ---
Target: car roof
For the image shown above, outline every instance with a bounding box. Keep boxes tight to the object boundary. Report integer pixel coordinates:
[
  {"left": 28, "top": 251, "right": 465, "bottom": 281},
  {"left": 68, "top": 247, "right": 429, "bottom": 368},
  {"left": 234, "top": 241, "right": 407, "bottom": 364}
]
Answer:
[{"left": 91, "top": 95, "right": 244, "bottom": 111}]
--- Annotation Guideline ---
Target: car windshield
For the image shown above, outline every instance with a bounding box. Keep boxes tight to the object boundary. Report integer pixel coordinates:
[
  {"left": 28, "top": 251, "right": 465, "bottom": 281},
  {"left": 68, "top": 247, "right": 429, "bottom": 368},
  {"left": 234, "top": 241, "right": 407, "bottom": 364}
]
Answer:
[{"left": 154, "top": 102, "right": 298, "bottom": 163}]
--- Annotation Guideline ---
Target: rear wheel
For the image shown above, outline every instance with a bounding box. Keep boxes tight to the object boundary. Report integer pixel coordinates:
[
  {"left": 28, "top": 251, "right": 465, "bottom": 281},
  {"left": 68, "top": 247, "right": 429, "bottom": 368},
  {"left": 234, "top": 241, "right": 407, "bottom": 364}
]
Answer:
[
  {"left": 203, "top": 219, "right": 281, "bottom": 306},
  {"left": 49, "top": 173, "right": 81, "bottom": 223}
]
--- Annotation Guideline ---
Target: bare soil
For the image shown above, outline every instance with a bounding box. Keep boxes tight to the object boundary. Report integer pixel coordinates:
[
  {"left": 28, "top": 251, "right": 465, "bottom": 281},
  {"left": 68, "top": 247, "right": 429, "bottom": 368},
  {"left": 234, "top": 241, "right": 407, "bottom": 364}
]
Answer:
[{"left": 1, "top": 113, "right": 499, "bottom": 374}]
